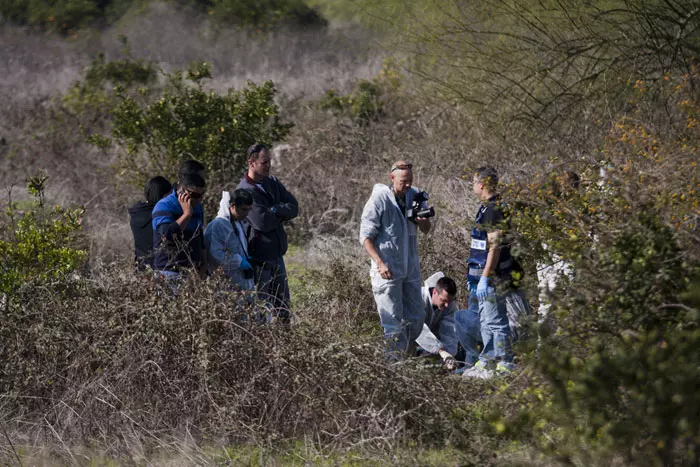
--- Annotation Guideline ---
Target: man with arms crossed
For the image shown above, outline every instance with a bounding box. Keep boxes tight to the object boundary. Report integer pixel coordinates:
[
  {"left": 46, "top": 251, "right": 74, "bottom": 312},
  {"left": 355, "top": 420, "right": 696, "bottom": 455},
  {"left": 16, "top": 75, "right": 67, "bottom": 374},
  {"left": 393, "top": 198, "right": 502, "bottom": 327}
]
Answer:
[{"left": 237, "top": 143, "right": 299, "bottom": 322}]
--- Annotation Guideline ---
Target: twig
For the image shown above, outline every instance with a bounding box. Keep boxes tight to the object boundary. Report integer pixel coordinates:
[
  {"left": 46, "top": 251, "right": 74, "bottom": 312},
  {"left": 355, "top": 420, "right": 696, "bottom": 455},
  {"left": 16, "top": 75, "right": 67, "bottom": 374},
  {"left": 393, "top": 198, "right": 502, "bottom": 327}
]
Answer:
[
  {"left": 43, "top": 416, "right": 77, "bottom": 465},
  {"left": 1, "top": 424, "right": 23, "bottom": 467}
]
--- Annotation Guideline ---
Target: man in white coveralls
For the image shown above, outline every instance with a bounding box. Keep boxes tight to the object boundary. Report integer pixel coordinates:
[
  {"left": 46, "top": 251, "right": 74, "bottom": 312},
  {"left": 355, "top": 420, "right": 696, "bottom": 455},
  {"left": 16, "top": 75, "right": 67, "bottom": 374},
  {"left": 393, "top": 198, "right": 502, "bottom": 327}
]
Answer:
[
  {"left": 360, "top": 161, "right": 433, "bottom": 359},
  {"left": 415, "top": 272, "right": 459, "bottom": 370}
]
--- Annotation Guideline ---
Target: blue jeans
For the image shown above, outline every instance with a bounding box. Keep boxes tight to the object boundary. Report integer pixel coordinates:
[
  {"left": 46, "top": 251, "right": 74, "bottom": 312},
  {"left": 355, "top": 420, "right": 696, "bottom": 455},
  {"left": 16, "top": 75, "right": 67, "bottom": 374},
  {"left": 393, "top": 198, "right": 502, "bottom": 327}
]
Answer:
[
  {"left": 454, "top": 305, "right": 481, "bottom": 365},
  {"left": 460, "top": 286, "right": 512, "bottom": 364}
]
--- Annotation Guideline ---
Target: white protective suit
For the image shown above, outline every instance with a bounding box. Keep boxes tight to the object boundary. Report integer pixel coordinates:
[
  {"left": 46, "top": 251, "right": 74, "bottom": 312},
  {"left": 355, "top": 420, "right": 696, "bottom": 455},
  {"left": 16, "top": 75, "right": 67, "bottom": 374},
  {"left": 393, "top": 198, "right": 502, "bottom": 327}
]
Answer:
[
  {"left": 359, "top": 184, "right": 427, "bottom": 353},
  {"left": 415, "top": 272, "right": 459, "bottom": 356},
  {"left": 203, "top": 192, "right": 255, "bottom": 291}
]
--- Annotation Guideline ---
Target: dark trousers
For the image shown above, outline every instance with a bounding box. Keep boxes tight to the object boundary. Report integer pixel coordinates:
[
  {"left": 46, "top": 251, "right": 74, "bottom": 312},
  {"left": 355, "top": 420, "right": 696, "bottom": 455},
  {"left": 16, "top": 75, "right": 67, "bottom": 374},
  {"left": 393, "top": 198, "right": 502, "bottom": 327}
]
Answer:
[{"left": 254, "top": 257, "right": 290, "bottom": 322}]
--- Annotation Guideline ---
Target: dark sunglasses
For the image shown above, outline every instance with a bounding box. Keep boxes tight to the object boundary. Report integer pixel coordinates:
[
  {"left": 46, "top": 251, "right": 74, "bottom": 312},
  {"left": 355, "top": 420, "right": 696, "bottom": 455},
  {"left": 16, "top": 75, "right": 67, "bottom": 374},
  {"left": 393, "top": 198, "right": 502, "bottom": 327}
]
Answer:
[
  {"left": 391, "top": 163, "right": 413, "bottom": 172},
  {"left": 181, "top": 188, "right": 205, "bottom": 199}
]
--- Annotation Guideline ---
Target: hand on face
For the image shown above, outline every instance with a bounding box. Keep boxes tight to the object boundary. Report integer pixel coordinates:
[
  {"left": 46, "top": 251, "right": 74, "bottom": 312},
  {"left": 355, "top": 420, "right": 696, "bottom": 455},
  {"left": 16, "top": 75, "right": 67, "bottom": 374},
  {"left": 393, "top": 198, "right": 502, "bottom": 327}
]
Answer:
[{"left": 178, "top": 187, "right": 204, "bottom": 214}]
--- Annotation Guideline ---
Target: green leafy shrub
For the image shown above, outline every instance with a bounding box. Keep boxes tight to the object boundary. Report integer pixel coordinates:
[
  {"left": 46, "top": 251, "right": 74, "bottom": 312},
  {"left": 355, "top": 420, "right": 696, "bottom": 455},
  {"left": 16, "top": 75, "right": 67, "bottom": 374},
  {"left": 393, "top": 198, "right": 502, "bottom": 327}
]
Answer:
[
  {"left": 108, "top": 61, "right": 292, "bottom": 209},
  {"left": 319, "top": 59, "right": 404, "bottom": 123},
  {"left": 1, "top": 0, "right": 325, "bottom": 34},
  {"left": 0, "top": 0, "right": 137, "bottom": 34},
  {"left": 72, "top": 57, "right": 292, "bottom": 213},
  {"left": 0, "top": 176, "right": 86, "bottom": 296},
  {"left": 320, "top": 80, "right": 384, "bottom": 122},
  {"left": 62, "top": 51, "right": 157, "bottom": 118}
]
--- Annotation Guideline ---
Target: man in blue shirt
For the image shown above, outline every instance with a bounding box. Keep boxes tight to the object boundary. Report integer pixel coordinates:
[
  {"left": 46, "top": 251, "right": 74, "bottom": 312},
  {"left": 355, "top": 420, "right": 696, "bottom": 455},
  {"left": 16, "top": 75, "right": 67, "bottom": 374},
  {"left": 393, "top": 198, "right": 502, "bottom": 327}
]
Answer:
[{"left": 152, "top": 172, "right": 207, "bottom": 279}]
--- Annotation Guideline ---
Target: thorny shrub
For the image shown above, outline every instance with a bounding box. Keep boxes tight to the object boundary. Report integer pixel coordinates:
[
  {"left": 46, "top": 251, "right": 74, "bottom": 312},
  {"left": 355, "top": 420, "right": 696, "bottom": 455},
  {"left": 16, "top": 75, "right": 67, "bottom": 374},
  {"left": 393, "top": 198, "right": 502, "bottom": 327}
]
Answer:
[{"left": 0, "top": 260, "right": 498, "bottom": 461}]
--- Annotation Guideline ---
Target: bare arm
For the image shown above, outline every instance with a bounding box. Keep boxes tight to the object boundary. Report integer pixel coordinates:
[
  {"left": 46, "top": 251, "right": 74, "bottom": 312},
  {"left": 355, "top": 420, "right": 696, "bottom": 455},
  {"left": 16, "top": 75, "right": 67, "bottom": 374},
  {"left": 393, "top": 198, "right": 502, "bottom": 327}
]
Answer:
[
  {"left": 483, "top": 229, "right": 503, "bottom": 277},
  {"left": 362, "top": 237, "right": 392, "bottom": 279}
]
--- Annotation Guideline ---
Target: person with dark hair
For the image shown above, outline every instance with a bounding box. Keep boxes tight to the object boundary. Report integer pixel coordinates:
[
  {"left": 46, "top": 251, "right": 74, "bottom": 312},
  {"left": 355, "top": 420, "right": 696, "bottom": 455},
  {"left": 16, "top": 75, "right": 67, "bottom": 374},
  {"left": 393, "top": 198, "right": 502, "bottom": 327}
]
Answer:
[
  {"left": 179, "top": 160, "right": 207, "bottom": 181},
  {"left": 204, "top": 188, "right": 255, "bottom": 291},
  {"left": 128, "top": 176, "right": 172, "bottom": 269},
  {"left": 151, "top": 172, "right": 207, "bottom": 280},
  {"left": 460, "top": 166, "right": 528, "bottom": 378},
  {"left": 236, "top": 143, "right": 299, "bottom": 321},
  {"left": 415, "top": 272, "right": 460, "bottom": 370}
]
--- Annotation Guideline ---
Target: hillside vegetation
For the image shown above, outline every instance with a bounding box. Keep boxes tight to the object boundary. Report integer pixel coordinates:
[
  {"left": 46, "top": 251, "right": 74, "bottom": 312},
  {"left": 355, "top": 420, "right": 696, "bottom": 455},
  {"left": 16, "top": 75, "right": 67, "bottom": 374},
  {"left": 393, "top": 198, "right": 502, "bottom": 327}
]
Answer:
[{"left": 1, "top": 1, "right": 699, "bottom": 465}]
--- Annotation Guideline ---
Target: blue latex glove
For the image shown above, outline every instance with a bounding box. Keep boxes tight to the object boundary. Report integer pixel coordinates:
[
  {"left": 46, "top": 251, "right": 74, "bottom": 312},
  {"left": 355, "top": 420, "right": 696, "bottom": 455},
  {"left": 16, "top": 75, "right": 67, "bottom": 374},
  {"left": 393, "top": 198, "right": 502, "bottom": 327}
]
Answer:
[
  {"left": 240, "top": 257, "right": 253, "bottom": 271},
  {"left": 476, "top": 276, "right": 490, "bottom": 301}
]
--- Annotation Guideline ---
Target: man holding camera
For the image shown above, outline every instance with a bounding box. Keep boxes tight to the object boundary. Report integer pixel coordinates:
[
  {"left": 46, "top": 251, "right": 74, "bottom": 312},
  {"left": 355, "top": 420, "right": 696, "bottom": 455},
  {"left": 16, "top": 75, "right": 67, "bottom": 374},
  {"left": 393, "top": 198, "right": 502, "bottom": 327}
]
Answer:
[
  {"left": 204, "top": 188, "right": 256, "bottom": 291},
  {"left": 360, "top": 161, "right": 433, "bottom": 358}
]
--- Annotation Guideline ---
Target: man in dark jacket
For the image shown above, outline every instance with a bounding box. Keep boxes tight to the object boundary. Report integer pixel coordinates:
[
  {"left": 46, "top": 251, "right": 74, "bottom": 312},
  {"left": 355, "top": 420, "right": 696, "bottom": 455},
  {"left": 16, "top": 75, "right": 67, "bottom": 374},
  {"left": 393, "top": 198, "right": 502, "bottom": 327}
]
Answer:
[
  {"left": 236, "top": 143, "right": 299, "bottom": 321},
  {"left": 128, "top": 176, "right": 172, "bottom": 269}
]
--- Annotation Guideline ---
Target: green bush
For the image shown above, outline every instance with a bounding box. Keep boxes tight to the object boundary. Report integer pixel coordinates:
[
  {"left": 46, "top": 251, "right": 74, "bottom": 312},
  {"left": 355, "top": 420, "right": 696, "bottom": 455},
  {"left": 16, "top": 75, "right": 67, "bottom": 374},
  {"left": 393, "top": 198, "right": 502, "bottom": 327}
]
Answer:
[
  {"left": 0, "top": 0, "right": 136, "bottom": 33},
  {"left": 72, "top": 57, "right": 292, "bottom": 212},
  {"left": 62, "top": 51, "right": 157, "bottom": 117},
  {"left": 109, "top": 61, "right": 292, "bottom": 206},
  {"left": 320, "top": 80, "right": 384, "bottom": 122},
  {"left": 0, "top": 175, "right": 86, "bottom": 296},
  {"left": 319, "top": 59, "right": 404, "bottom": 123}
]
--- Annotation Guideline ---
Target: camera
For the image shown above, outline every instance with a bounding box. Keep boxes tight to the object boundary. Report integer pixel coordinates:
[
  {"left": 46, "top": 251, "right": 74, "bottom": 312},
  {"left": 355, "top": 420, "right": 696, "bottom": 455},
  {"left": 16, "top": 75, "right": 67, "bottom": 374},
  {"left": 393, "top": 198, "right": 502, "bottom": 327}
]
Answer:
[{"left": 407, "top": 191, "right": 435, "bottom": 222}]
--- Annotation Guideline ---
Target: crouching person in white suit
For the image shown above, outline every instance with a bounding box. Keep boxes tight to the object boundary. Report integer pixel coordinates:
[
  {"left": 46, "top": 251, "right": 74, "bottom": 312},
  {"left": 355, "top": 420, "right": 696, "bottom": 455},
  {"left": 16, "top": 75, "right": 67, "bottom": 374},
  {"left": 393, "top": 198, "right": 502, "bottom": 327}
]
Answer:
[
  {"left": 415, "top": 272, "right": 459, "bottom": 370},
  {"left": 204, "top": 189, "right": 256, "bottom": 292}
]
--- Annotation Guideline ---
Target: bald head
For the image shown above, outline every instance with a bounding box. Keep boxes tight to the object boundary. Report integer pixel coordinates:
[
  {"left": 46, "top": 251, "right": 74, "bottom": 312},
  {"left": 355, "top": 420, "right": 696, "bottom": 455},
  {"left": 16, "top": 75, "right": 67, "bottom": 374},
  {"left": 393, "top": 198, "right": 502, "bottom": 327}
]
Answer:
[{"left": 389, "top": 160, "right": 413, "bottom": 195}]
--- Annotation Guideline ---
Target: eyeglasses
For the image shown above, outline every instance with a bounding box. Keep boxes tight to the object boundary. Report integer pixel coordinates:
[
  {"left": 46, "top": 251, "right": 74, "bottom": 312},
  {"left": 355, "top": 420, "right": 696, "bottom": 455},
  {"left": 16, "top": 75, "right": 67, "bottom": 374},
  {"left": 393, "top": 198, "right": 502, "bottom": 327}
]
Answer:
[
  {"left": 391, "top": 163, "right": 413, "bottom": 172},
  {"left": 187, "top": 189, "right": 205, "bottom": 200}
]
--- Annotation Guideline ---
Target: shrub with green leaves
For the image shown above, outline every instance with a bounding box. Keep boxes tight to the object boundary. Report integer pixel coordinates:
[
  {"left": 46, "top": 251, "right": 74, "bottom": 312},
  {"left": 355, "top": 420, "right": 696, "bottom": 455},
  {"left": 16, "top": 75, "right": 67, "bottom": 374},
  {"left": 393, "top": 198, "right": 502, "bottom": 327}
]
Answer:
[
  {"left": 76, "top": 59, "right": 292, "bottom": 213},
  {"left": 0, "top": 0, "right": 325, "bottom": 33},
  {"left": 62, "top": 51, "right": 157, "bottom": 119},
  {"left": 320, "top": 80, "right": 384, "bottom": 122},
  {"left": 0, "top": 176, "right": 86, "bottom": 296}
]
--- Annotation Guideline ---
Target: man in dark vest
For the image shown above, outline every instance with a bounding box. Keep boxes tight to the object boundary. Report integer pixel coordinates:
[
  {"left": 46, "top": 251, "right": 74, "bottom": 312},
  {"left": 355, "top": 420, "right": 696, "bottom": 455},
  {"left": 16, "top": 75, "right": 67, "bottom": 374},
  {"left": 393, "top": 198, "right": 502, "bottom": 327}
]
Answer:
[
  {"left": 236, "top": 143, "right": 299, "bottom": 321},
  {"left": 459, "top": 166, "right": 527, "bottom": 378}
]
